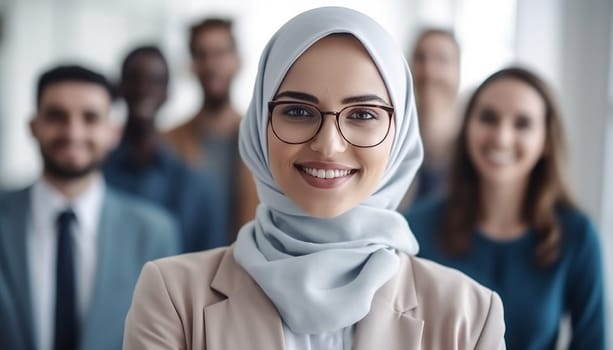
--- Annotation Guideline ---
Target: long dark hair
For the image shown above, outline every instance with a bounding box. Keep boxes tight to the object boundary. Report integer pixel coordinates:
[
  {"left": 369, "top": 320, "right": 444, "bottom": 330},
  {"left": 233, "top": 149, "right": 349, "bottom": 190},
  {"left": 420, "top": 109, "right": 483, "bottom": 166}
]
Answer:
[{"left": 441, "top": 67, "right": 576, "bottom": 266}]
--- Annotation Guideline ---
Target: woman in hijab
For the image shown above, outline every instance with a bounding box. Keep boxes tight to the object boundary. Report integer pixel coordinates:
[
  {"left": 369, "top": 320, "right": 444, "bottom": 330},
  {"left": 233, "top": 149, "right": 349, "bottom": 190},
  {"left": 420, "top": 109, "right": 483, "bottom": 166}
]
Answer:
[{"left": 124, "top": 7, "right": 505, "bottom": 349}]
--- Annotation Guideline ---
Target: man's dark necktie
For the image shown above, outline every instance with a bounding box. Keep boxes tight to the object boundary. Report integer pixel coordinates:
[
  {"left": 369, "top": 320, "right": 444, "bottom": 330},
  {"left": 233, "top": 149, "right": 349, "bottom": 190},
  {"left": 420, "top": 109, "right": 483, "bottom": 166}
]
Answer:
[{"left": 54, "top": 209, "right": 78, "bottom": 350}]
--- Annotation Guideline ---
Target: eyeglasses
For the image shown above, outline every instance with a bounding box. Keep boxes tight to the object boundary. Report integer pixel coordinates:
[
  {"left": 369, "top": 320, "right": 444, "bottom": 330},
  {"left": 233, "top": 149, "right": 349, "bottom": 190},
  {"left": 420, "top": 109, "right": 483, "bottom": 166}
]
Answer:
[{"left": 268, "top": 100, "right": 394, "bottom": 148}]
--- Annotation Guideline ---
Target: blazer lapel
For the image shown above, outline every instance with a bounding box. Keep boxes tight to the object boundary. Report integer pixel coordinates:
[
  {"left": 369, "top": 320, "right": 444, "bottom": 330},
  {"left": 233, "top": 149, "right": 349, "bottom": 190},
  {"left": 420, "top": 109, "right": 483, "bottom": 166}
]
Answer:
[
  {"left": 354, "top": 254, "right": 424, "bottom": 350},
  {"left": 0, "top": 188, "right": 36, "bottom": 349},
  {"left": 204, "top": 248, "right": 285, "bottom": 350},
  {"left": 79, "top": 190, "right": 121, "bottom": 349}
]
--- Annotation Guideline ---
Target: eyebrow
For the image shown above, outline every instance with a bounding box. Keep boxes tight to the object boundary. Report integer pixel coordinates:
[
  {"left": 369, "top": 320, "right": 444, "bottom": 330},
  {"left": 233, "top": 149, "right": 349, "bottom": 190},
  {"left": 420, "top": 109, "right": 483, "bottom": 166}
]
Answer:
[
  {"left": 274, "top": 91, "right": 319, "bottom": 103},
  {"left": 341, "top": 94, "right": 389, "bottom": 105},
  {"left": 274, "top": 90, "right": 390, "bottom": 106}
]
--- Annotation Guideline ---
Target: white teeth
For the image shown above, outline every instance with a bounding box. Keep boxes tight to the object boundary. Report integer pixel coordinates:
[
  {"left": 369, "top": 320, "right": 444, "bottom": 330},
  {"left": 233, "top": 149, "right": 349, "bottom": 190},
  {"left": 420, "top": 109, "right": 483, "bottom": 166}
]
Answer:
[
  {"left": 302, "top": 167, "right": 353, "bottom": 179},
  {"left": 486, "top": 150, "right": 515, "bottom": 165}
]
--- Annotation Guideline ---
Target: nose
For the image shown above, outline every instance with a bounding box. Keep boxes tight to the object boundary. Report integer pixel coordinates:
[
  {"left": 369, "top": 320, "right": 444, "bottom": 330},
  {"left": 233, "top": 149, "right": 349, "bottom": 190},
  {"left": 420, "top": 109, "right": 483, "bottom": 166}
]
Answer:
[
  {"left": 310, "top": 116, "right": 348, "bottom": 156},
  {"left": 424, "top": 60, "right": 437, "bottom": 78},
  {"left": 493, "top": 123, "right": 514, "bottom": 148},
  {"left": 62, "top": 115, "right": 87, "bottom": 141}
]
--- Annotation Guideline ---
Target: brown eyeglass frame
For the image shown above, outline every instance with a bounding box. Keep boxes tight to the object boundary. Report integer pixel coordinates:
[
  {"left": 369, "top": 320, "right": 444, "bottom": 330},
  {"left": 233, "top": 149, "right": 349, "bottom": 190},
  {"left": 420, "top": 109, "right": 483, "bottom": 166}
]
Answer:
[{"left": 267, "top": 100, "right": 395, "bottom": 148}]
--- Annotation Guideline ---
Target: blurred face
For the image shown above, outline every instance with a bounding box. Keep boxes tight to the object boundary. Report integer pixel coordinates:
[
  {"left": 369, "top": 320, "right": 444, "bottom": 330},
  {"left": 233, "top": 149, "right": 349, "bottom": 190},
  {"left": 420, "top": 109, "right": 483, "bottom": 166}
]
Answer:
[
  {"left": 267, "top": 35, "right": 395, "bottom": 218},
  {"left": 467, "top": 78, "right": 547, "bottom": 186},
  {"left": 191, "top": 27, "right": 239, "bottom": 100},
  {"left": 411, "top": 33, "right": 460, "bottom": 115},
  {"left": 31, "top": 82, "right": 116, "bottom": 180},
  {"left": 121, "top": 52, "right": 168, "bottom": 119}
]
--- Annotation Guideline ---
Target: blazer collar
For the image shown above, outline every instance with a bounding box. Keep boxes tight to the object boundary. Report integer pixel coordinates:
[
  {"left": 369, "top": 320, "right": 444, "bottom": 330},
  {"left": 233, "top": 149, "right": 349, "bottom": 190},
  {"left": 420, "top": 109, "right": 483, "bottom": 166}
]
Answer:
[
  {"left": 206, "top": 246, "right": 285, "bottom": 350},
  {"left": 206, "top": 248, "right": 424, "bottom": 350},
  {"left": 79, "top": 189, "right": 122, "bottom": 349}
]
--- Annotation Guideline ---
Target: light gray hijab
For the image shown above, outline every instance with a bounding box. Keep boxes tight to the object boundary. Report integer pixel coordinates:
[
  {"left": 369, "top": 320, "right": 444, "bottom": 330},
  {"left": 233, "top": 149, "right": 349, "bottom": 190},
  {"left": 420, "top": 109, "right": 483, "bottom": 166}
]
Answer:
[{"left": 234, "top": 6, "right": 423, "bottom": 334}]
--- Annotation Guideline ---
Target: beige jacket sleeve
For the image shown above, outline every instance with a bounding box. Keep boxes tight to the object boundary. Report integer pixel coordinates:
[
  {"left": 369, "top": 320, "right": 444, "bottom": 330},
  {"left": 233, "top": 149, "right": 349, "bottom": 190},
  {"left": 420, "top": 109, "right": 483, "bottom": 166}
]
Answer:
[
  {"left": 475, "top": 291, "right": 506, "bottom": 349},
  {"left": 123, "top": 261, "right": 186, "bottom": 350}
]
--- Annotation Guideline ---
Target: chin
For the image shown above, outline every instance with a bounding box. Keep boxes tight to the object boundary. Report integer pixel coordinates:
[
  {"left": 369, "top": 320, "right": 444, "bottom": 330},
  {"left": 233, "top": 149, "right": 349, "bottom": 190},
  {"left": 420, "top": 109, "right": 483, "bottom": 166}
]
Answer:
[{"left": 44, "top": 158, "right": 100, "bottom": 180}]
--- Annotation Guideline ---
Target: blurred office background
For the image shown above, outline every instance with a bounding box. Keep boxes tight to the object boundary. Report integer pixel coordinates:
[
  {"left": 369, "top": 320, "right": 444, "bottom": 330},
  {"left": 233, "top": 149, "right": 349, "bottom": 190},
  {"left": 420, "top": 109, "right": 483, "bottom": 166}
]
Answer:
[{"left": 0, "top": 0, "right": 611, "bottom": 346}]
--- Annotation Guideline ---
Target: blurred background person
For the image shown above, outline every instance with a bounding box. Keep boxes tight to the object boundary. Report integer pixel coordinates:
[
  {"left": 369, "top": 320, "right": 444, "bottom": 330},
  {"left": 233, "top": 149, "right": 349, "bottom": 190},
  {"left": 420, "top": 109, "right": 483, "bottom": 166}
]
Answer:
[
  {"left": 0, "top": 65, "right": 179, "bottom": 350},
  {"left": 406, "top": 67, "right": 606, "bottom": 349},
  {"left": 164, "top": 18, "right": 258, "bottom": 239},
  {"left": 401, "top": 28, "right": 461, "bottom": 209},
  {"left": 103, "top": 45, "right": 227, "bottom": 252}
]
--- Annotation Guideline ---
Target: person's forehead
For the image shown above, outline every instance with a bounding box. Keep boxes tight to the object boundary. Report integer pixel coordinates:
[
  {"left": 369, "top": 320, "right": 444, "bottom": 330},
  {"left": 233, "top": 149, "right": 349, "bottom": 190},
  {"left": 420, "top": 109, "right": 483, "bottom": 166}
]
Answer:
[
  {"left": 125, "top": 54, "right": 167, "bottom": 73},
  {"left": 39, "top": 81, "right": 111, "bottom": 108},
  {"left": 194, "top": 27, "right": 233, "bottom": 45},
  {"left": 419, "top": 33, "right": 457, "bottom": 52}
]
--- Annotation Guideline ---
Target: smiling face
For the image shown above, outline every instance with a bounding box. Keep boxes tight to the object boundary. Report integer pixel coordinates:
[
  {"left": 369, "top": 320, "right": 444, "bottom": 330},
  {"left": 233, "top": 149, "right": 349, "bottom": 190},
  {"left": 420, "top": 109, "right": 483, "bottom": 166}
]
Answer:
[
  {"left": 466, "top": 77, "right": 547, "bottom": 187},
  {"left": 31, "top": 81, "right": 116, "bottom": 180},
  {"left": 267, "top": 35, "right": 395, "bottom": 218}
]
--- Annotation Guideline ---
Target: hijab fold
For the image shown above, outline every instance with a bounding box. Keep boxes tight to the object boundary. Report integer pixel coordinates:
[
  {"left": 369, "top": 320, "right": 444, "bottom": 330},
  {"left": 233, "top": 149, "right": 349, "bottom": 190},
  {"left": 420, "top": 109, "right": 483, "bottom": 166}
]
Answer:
[{"left": 234, "top": 6, "right": 423, "bottom": 334}]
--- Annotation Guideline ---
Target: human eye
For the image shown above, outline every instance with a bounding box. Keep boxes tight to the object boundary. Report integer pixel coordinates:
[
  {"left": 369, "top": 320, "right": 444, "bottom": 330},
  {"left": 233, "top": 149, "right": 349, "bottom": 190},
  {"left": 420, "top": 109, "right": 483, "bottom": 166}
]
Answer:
[
  {"left": 515, "top": 115, "right": 532, "bottom": 130},
  {"left": 42, "top": 107, "right": 67, "bottom": 124},
  {"left": 278, "top": 104, "right": 318, "bottom": 120},
  {"left": 477, "top": 108, "right": 498, "bottom": 125},
  {"left": 84, "top": 110, "right": 102, "bottom": 125},
  {"left": 344, "top": 106, "right": 381, "bottom": 121}
]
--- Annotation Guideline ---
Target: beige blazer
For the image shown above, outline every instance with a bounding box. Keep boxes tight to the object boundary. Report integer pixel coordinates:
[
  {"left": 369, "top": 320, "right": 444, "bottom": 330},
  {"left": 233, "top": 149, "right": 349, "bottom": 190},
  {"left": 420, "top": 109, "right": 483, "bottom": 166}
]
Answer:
[{"left": 124, "top": 246, "right": 505, "bottom": 349}]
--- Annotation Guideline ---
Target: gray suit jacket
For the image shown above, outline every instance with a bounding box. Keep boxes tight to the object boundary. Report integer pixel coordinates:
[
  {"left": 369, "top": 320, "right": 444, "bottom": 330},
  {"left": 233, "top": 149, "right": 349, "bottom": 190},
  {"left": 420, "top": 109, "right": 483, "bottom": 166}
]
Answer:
[
  {"left": 124, "top": 246, "right": 506, "bottom": 349},
  {"left": 0, "top": 185, "right": 180, "bottom": 350}
]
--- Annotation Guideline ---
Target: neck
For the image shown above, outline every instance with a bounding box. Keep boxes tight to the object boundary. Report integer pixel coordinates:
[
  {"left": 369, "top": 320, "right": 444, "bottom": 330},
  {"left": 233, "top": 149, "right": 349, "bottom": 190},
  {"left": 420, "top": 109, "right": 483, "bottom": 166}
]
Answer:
[
  {"left": 202, "top": 93, "right": 232, "bottom": 112},
  {"left": 42, "top": 172, "right": 99, "bottom": 201},
  {"left": 121, "top": 116, "right": 158, "bottom": 161},
  {"left": 195, "top": 100, "right": 240, "bottom": 137},
  {"left": 122, "top": 115, "right": 157, "bottom": 142},
  {"left": 478, "top": 179, "right": 528, "bottom": 240}
]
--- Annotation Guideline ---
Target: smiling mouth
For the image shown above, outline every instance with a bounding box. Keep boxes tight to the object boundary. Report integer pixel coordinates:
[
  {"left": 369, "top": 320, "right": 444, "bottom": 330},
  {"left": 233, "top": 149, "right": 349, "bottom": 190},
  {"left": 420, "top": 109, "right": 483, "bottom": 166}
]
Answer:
[
  {"left": 485, "top": 150, "right": 516, "bottom": 166},
  {"left": 296, "top": 165, "right": 358, "bottom": 179}
]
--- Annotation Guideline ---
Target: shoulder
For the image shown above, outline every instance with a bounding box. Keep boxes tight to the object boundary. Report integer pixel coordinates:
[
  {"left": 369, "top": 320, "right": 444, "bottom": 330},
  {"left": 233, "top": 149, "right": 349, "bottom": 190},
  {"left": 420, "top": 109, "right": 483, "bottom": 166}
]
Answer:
[
  {"left": 0, "top": 187, "right": 29, "bottom": 213},
  {"left": 124, "top": 247, "right": 230, "bottom": 348},
  {"left": 555, "top": 206, "right": 604, "bottom": 280},
  {"left": 105, "top": 187, "right": 177, "bottom": 232},
  {"left": 556, "top": 206, "right": 600, "bottom": 250},
  {"left": 408, "top": 255, "right": 497, "bottom": 307},
  {"left": 137, "top": 247, "right": 229, "bottom": 309},
  {"left": 556, "top": 206, "right": 597, "bottom": 235},
  {"left": 162, "top": 119, "right": 204, "bottom": 165},
  {"left": 147, "top": 247, "right": 227, "bottom": 285},
  {"left": 400, "top": 255, "right": 505, "bottom": 347},
  {"left": 162, "top": 119, "right": 194, "bottom": 145}
]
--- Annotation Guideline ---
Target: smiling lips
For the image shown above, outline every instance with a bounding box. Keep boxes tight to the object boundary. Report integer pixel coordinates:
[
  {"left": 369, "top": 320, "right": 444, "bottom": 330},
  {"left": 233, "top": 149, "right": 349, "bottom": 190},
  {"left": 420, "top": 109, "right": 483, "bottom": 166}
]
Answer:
[
  {"left": 302, "top": 167, "right": 353, "bottom": 179},
  {"left": 485, "top": 149, "right": 516, "bottom": 166},
  {"left": 295, "top": 161, "right": 358, "bottom": 189}
]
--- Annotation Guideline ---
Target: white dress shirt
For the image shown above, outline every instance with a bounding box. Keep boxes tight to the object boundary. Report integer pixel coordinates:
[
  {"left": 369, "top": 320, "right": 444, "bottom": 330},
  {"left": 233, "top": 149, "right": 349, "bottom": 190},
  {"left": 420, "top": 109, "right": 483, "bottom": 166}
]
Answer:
[
  {"left": 283, "top": 323, "right": 354, "bottom": 350},
  {"left": 28, "top": 176, "right": 104, "bottom": 350}
]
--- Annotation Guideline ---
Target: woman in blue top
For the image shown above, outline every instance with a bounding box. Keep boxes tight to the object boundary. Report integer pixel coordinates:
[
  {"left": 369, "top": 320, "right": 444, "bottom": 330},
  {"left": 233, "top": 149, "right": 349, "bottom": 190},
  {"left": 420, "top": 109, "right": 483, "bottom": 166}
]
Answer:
[{"left": 406, "top": 67, "right": 606, "bottom": 349}]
